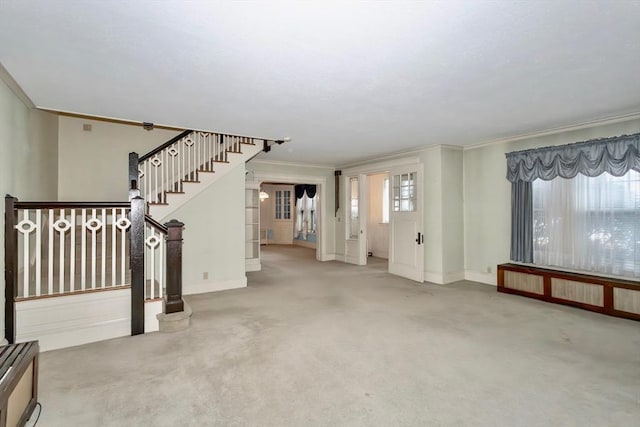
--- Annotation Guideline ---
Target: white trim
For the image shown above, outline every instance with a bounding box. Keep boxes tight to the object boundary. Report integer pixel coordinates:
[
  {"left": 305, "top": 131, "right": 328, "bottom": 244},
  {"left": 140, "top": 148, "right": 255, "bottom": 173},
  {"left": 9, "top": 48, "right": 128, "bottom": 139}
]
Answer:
[
  {"left": 464, "top": 270, "right": 497, "bottom": 286},
  {"left": 334, "top": 253, "right": 346, "bottom": 262},
  {"left": 250, "top": 159, "right": 335, "bottom": 169},
  {"left": 251, "top": 172, "right": 329, "bottom": 263},
  {"left": 183, "top": 277, "right": 247, "bottom": 295},
  {"left": 341, "top": 156, "right": 420, "bottom": 175},
  {"left": 423, "top": 271, "right": 466, "bottom": 285},
  {"left": 443, "top": 271, "right": 466, "bottom": 283},
  {"left": 320, "top": 253, "right": 338, "bottom": 261},
  {"left": 15, "top": 289, "right": 131, "bottom": 352},
  {"left": 464, "top": 112, "right": 640, "bottom": 151}
]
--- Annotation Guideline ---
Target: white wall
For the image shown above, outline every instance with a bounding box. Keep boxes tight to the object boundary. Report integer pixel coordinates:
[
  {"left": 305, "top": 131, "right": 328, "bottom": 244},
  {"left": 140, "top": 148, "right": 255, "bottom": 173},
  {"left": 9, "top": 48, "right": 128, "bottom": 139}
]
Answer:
[
  {"left": 58, "top": 116, "right": 180, "bottom": 201},
  {"left": 441, "top": 147, "right": 464, "bottom": 281},
  {"left": 366, "top": 173, "right": 389, "bottom": 259},
  {"left": 463, "top": 118, "right": 640, "bottom": 285},
  {"left": 166, "top": 165, "right": 247, "bottom": 294},
  {"left": 0, "top": 75, "right": 59, "bottom": 343}
]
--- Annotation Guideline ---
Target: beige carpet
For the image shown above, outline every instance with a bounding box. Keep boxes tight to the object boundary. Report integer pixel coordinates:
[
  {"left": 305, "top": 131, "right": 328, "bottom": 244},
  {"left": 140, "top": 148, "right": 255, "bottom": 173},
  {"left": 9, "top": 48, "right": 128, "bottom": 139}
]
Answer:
[{"left": 37, "top": 245, "right": 640, "bottom": 426}]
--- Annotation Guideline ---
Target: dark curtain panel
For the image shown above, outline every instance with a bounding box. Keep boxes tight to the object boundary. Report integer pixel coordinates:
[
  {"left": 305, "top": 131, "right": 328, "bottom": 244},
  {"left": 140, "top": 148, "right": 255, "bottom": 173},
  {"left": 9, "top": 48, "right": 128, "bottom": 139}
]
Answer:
[
  {"left": 305, "top": 185, "right": 317, "bottom": 198},
  {"left": 294, "top": 185, "right": 306, "bottom": 205},
  {"left": 510, "top": 181, "right": 533, "bottom": 263}
]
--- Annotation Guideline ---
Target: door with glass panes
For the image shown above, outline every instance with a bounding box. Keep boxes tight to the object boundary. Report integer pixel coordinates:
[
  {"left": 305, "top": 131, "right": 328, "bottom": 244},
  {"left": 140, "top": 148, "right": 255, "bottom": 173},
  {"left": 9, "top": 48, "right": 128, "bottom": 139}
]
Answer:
[{"left": 388, "top": 164, "right": 424, "bottom": 282}]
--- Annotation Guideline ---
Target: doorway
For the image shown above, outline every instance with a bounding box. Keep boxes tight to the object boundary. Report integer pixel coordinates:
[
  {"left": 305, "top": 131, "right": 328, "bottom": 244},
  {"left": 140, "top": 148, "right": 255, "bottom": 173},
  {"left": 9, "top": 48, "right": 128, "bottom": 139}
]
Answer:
[{"left": 343, "top": 163, "right": 424, "bottom": 282}]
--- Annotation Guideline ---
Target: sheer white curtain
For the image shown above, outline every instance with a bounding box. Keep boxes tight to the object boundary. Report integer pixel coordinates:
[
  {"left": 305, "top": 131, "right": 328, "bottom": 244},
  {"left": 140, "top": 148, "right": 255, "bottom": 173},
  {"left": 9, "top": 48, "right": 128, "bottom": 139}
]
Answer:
[{"left": 533, "top": 170, "right": 640, "bottom": 277}]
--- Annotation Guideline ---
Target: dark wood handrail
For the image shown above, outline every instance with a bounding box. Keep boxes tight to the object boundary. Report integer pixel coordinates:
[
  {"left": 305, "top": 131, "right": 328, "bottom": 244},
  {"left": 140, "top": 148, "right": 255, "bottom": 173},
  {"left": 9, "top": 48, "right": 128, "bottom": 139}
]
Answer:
[
  {"left": 138, "top": 130, "right": 193, "bottom": 162},
  {"left": 144, "top": 214, "right": 168, "bottom": 233},
  {"left": 14, "top": 201, "right": 131, "bottom": 209}
]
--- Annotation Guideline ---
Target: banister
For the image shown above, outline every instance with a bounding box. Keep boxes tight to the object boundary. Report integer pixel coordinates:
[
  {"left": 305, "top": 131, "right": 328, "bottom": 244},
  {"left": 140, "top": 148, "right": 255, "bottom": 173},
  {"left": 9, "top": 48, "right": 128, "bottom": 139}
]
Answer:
[
  {"left": 144, "top": 214, "right": 168, "bottom": 233},
  {"left": 138, "top": 130, "right": 193, "bottom": 162},
  {"left": 14, "top": 201, "right": 131, "bottom": 209}
]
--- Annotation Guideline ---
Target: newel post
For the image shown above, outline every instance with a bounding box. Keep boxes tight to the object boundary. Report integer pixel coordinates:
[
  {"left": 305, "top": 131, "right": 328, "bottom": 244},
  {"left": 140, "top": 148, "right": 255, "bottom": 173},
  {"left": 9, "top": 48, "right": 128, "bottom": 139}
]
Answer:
[
  {"left": 129, "top": 152, "right": 140, "bottom": 200},
  {"left": 164, "top": 219, "right": 185, "bottom": 314},
  {"left": 4, "top": 195, "right": 18, "bottom": 344},
  {"left": 130, "top": 196, "right": 145, "bottom": 335}
]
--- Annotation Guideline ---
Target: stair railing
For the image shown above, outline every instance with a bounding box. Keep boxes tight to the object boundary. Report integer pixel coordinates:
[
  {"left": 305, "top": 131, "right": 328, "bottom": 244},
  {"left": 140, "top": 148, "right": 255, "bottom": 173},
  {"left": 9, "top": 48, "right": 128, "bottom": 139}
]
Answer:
[
  {"left": 4, "top": 196, "right": 147, "bottom": 343},
  {"left": 134, "top": 131, "right": 277, "bottom": 206}
]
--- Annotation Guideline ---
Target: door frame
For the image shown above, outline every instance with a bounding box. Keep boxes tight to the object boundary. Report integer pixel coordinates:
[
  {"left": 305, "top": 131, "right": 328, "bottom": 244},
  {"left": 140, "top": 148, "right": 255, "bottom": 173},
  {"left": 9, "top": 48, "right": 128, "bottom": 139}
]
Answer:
[
  {"left": 251, "top": 170, "right": 330, "bottom": 262},
  {"left": 343, "top": 173, "right": 367, "bottom": 265},
  {"left": 342, "top": 156, "right": 422, "bottom": 277}
]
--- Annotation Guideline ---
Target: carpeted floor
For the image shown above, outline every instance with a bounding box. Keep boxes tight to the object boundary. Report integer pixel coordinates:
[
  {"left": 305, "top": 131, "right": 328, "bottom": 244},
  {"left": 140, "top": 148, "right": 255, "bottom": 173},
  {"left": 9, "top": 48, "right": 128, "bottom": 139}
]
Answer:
[{"left": 37, "top": 245, "right": 640, "bottom": 426}]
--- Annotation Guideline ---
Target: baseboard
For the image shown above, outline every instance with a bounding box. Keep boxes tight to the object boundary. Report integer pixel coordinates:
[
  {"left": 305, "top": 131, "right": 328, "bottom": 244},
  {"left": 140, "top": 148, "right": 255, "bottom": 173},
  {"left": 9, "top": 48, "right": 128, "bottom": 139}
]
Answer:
[
  {"left": 465, "top": 270, "right": 497, "bottom": 286},
  {"left": 15, "top": 289, "right": 131, "bottom": 352},
  {"left": 183, "top": 277, "right": 247, "bottom": 295},
  {"left": 443, "top": 271, "right": 466, "bottom": 284},
  {"left": 319, "top": 253, "right": 337, "bottom": 262},
  {"left": 334, "top": 253, "right": 346, "bottom": 262}
]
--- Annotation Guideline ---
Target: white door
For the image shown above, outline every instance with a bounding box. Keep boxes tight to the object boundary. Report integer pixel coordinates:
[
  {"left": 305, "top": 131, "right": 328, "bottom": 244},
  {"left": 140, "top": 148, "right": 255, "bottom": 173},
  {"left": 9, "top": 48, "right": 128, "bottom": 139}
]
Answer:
[
  {"left": 388, "top": 165, "right": 424, "bottom": 282},
  {"left": 344, "top": 175, "right": 367, "bottom": 265}
]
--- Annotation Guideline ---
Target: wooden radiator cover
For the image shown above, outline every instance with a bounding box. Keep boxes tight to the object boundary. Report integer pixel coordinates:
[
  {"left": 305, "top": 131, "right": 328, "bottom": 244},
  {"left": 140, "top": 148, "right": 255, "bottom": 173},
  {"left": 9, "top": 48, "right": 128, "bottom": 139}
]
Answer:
[{"left": 497, "top": 264, "right": 640, "bottom": 321}]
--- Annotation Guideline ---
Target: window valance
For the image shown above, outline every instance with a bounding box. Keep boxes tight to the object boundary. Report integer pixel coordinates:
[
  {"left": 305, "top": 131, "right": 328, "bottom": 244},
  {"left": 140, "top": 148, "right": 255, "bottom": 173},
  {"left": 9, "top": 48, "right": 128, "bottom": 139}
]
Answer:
[
  {"left": 506, "top": 133, "right": 640, "bottom": 183},
  {"left": 294, "top": 184, "right": 317, "bottom": 205}
]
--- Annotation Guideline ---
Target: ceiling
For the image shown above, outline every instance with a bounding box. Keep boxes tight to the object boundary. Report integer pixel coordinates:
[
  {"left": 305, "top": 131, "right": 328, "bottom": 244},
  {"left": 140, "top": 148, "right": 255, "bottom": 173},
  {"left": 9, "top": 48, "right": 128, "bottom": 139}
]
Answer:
[{"left": 1, "top": 1, "right": 640, "bottom": 166}]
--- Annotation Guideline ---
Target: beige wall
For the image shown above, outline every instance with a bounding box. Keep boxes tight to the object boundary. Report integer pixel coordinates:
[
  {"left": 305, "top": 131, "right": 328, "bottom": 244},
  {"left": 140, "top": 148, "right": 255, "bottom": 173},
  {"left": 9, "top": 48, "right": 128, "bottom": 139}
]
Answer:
[
  {"left": 463, "top": 118, "right": 640, "bottom": 284},
  {"left": 441, "top": 147, "right": 464, "bottom": 279},
  {"left": 366, "top": 173, "right": 389, "bottom": 259},
  {"left": 57, "top": 116, "right": 180, "bottom": 201},
  {"left": 0, "top": 76, "right": 59, "bottom": 342}
]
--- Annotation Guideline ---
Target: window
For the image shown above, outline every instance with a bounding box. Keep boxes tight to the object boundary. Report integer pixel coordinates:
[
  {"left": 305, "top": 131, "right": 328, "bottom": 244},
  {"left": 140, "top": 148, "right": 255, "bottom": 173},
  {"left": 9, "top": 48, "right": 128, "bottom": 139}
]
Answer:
[
  {"left": 382, "top": 177, "right": 390, "bottom": 223},
  {"left": 275, "top": 190, "right": 291, "bottom": 220},
  {"left": 392, "top": 172, "right": 416, "bottom": 212},
  {"left": 349, "top": 177, "right": 359, "bottom": 239},
  {"left": 295, "top": 192, "right": 317, "bottom": 239},
  {"left": 533, "top": 170, "right": 640, "bottom": 277}
]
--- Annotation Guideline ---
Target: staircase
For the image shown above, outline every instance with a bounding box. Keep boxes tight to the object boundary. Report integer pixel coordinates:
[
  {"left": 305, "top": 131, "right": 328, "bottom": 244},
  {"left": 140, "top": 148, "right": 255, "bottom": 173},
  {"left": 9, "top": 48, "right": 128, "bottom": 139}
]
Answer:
[
  {"left": 133, "top": 130, "right": 277, "bottom": 220},
  {"left": 5, "top": 126, "right": 284, "bottom": 351}
]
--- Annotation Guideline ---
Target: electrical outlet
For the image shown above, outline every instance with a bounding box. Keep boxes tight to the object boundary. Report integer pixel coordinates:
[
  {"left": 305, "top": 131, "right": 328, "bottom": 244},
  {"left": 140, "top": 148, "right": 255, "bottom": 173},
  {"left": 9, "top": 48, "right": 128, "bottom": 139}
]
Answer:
[
  {"left": 82, "top": 123, "right": 92, "bottom": 132},
  {"left": 486, "top": 266, "right": 492, "bottom": 273},
  {"left": 203, "top": 272, "right": 208, "bottom": 280}
]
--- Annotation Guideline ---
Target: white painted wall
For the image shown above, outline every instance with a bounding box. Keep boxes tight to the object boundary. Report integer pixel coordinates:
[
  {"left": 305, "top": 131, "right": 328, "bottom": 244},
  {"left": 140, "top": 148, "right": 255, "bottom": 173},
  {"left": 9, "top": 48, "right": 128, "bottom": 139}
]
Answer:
[
  {"left": 463, "top": 118, "right": 640, "bottom": 285},
  {"left": 441, "top": 147, "right": 464, "bottom": 281},
  {"left": 0, "top": 75, "right": 59, "bottom": 343},
  {"left": 57, "top": 116, "right": 180, "bottom": 201},
  {"left": 366, "top": 173, "right": 389, "bottom": 259},
  {"left": 164, "top": 165, "right": 247, "bottom": 295}
]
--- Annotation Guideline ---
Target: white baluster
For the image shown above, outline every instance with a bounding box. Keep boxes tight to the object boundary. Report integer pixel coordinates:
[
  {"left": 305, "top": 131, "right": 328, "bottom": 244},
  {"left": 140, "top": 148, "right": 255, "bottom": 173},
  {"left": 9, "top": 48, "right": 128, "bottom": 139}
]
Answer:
[
  {"left": 101, "top": 208, "right": 106, "bottom": 287},
  {"left": 120, "top": 208, "right": 126, "bottom": 285},
  {"left": 35, "top": 209, "right": 41, "bottom": 297},
  {"left": 70, "top": 209, "right": 76, "bottom": 292},
  {"left": 48, "top": 209, "right": 54, "bottom": 295},
  {"left": 23, "top": 210, "right": 30, "bottom": 298},
  {"left": 91, "top": 208, "right": 97, "bottom": 289},
  {"left": 58, "top": 210, "right": 65, "bottom": 293},
  {"left": 81, "top": 209, "right": 86, "bottom": 290},
  {"left": 111, "top": 208, "right": 116, "bottom": 286},
  {"left": 159, "top": 234, "right": 164, "bottom": 298}
]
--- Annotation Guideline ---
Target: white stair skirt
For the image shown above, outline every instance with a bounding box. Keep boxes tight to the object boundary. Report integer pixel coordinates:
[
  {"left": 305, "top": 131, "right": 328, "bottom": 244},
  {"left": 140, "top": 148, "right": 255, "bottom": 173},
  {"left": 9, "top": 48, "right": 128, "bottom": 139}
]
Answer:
[{"left": 15, "top": 290, "right": 161, "bottom": 351}]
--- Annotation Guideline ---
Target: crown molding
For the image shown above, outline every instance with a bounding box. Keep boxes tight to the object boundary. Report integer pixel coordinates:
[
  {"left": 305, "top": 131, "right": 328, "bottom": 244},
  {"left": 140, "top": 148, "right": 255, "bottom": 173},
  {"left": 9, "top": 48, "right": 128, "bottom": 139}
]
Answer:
[
  {"left": 249, "top": 158, "right": 335, "bottom": 170},
  {"left": 0, "top": 62, "right": 35, "bottom": 108},
  {"left": 463, "top": 112, "right": 640, "bottom": 151}
]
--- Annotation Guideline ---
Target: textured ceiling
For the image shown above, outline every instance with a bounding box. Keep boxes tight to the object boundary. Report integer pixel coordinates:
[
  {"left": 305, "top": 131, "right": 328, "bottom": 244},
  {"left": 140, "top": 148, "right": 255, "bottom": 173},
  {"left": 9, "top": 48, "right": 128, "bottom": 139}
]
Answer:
[{"left": 1, "top": 1, "right": 640, "bottom": 166}]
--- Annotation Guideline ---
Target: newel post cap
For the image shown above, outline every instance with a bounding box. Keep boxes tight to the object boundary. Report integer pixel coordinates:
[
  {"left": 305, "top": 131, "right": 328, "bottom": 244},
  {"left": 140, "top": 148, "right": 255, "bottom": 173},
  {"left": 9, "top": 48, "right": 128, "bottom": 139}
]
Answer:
[{"left": 164, "top": 219, "right": 185, "bottom": 228}]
